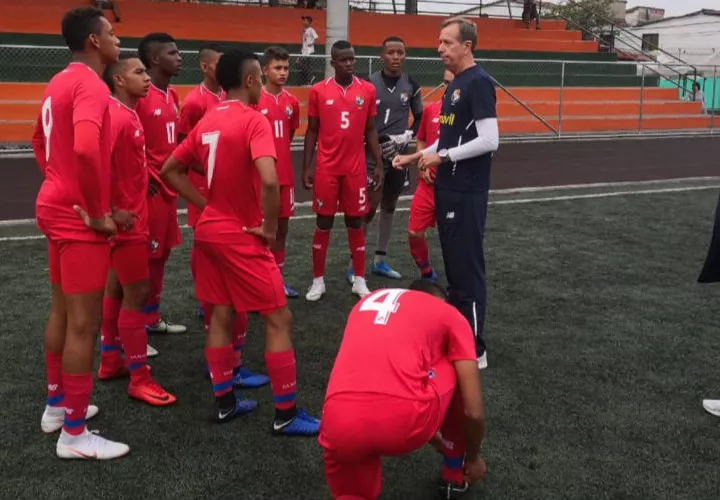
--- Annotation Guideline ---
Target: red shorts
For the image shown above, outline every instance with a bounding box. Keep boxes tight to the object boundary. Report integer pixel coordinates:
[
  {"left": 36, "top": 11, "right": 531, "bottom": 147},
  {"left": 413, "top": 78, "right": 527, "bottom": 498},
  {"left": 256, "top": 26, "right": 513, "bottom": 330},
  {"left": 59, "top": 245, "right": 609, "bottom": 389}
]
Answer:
[
  {"left": 319, "top": 385, "right": 456, "bottom": 500},
  {"left": 111, "top": 240, "right": 150, "bottom": 285},
  {"left": 47, "top": 239, "right": 110, "bottom": 295},
  {"left": 147, "top": 194, "right": 182, "bottom": 259},
  {"left": 191, "top": 240, "right": 287, "bottom": 314},
  {"left": 313, "top": 170, "right": 368, "bottom": 217},
  {"left": 187, "top": 171, "right": 207, "bottom": 229},
  {"left": 280, "top": 185, "right": 295, "bottom": 219},
  {"left": 408, "top": 183, "right": 436, "bottom": 233}
]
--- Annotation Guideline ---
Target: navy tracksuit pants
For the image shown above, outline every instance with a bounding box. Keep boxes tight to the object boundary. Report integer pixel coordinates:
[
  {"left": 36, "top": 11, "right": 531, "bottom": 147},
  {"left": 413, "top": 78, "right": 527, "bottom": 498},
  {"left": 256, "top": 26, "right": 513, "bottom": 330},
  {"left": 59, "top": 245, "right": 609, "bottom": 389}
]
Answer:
[{"left": 435, "top": 186, "right": 489, "bottom": 358}]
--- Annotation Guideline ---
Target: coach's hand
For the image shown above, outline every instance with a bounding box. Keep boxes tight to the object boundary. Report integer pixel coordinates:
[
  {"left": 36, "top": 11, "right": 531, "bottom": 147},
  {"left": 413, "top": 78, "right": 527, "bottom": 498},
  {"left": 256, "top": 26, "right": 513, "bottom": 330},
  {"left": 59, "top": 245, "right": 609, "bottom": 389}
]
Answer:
[
  {"left": 302, "top": 169, "right": 314, "bottom": 190},
  {"left": 243, "top": 224, "right": 277, "bottom": 248},
  {"left": 111, "top": 208, "right": 138, "bottom": 231},
  {"left": 73, "top": 205, "right": 117, "bottom": 237},
  {"left": 464, "top": 456, "right": 487, "bottom": 484},
  {"left": 419, "top": 153, "right": 441, "bottom": 170}
]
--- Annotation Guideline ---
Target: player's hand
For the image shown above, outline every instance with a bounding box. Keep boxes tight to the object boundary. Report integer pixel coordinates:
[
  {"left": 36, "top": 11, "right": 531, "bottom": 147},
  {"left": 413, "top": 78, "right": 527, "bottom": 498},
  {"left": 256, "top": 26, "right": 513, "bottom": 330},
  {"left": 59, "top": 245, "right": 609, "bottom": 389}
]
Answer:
[
  {"left": 302, "top": 169, "right": 314, "bottom": 190},
  {"left": 73, "top": 205, "right": 117, "bottom": 238},
  {"left": 464, "top": 456, "right": 487, "bottom": 484},
  {"left": 428, "top": 432, "right": 445, "bottom": 455},
  {"left": 421, "top": 167, "right": 436, "bottom": 185},
  {"left": 419, "top": 153, "right": 442, "bottom": 171},
  {"left": 147, "top": 177, "right": 160, "bottom": 197},
  {"left": 111, "top": 208, "right": 137, "bottom": 231},
  {"left": 371, "top": 166, "right": 383, "bottom": 191},
  {"left": 243, "top": 224, "right": 276, "bottom": 248},
  {"left": 392, "top": 154, "right": 415, "bottom": 170}
]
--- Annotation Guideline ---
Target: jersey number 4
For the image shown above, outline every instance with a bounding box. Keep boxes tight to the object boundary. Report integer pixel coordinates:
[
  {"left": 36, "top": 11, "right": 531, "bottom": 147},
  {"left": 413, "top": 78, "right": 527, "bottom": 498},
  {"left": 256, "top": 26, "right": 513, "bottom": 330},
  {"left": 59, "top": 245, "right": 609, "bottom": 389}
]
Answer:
[
  {"left": 201, "top": 131, "right": 220, "bottom": 188},
  {"left": 359, "top": 289, "right": 406, "bottom": 325}
]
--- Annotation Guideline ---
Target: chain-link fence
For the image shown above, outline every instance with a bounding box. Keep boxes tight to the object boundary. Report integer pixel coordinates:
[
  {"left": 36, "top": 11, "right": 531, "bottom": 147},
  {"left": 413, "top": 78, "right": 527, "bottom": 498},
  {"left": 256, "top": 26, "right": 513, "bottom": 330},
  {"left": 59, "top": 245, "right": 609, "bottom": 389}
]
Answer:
[{"left": 1, "top": 44, "right": 718, "bottom": 142}]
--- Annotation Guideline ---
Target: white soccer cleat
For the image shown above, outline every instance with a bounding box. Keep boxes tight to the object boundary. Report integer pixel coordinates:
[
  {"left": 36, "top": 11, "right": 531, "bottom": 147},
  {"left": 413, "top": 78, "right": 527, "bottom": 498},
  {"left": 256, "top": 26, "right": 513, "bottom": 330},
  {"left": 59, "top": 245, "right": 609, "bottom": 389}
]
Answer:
[
  {"left": 702, "top": 399, "right": 720, "bottom": 417},
  {"left": 305, "top": 278, "right": 326, "bottom": 302},
  {"left": 56, "top": 429, "right": 130, "bottom": 460},
  {"left": 351, "top": 277, "right": 371, "bottom": 298},
  {"left": 146, "top": 344, "right": 159, "bottom": 358},
  {"left": 146, "top": 319, "right": 186, "bottom": 334},
  {"left": 41, "top": 404, "right": 99, "bottom": 434}
]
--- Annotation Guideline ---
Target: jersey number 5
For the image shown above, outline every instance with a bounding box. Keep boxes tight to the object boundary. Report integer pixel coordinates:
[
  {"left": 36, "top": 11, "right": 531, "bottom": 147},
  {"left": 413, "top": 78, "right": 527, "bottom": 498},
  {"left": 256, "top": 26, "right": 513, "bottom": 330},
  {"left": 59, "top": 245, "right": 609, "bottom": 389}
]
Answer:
[
  {"left": 201, "top": 131, "right": 220, "bottom": 188},
  {"left": 41, "top": 97, "right": 53, "bottom": 162},
  {"left": 359, "top": 289, "right": 406, "bottom": 325},
  {"left": 340, "top": 111, "right": 350, "bottom": 130}
]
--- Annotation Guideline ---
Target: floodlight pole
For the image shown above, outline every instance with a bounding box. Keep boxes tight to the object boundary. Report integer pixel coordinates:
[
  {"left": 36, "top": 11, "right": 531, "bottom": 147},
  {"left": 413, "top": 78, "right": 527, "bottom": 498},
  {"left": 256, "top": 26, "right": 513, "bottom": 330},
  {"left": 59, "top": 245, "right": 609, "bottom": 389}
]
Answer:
[{"left": 326, "top": 0, "right": 350, "bottom": 78}]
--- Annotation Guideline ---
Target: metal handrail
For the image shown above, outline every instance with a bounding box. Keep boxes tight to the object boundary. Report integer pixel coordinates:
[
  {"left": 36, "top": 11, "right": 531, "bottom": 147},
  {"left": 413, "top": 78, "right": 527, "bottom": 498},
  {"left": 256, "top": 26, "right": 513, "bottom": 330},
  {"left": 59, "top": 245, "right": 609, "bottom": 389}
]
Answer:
[{"left": 489, "top": 75, "right": 559, "bottom": 137}]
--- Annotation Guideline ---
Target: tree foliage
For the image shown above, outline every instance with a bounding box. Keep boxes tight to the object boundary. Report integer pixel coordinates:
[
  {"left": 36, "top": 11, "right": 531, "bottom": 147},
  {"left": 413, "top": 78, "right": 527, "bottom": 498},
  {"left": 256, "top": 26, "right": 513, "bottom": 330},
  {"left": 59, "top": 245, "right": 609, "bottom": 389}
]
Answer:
[{"left": 545, "top": 0, "right": 615, "bottom": 32}]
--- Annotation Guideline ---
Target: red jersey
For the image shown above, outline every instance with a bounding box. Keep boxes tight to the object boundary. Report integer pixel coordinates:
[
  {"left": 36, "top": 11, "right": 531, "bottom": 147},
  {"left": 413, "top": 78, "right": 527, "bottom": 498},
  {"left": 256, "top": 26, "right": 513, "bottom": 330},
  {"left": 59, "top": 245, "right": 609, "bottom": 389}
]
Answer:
[
  {"left": 256, "top": 87, "right": 299, "bottom": 186},
  {"left": 34, "top": 62, "right": 112, "bottom": 243},
  {"left": 135, "top": 83, "right": 179, "bottom": 198},
  {"left": 308, "top": 77, "right": 377, "bottom": 175},
  {"left": 325, "top": 289, "right": 477, "bottom": 402},
  {"left": 178, "top": 83, "right": 225, "bottom": 137},
  {"left": 108, "top": 97, "right": 148, "bottom": 243},
  {"left": 172, "top": 100, "right": 277, "bottom": 246},
  {"left": 417, "top": 100, "right": 442, "bottom": 146}
]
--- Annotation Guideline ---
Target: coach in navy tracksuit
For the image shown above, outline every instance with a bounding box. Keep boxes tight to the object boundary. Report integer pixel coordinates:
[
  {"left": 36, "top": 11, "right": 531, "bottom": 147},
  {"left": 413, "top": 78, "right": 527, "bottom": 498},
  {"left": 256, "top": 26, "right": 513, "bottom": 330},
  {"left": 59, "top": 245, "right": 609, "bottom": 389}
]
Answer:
[{"left": 394, "top": 17, "right": 499, "bottom": 370}]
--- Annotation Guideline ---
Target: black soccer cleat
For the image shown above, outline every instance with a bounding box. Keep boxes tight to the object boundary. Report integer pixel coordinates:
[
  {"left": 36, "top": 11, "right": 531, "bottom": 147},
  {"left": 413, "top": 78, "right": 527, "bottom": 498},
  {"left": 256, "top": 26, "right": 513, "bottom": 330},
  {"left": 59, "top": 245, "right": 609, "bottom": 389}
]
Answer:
[{"left": 438, "top": 478, "right": 469, "bottom": 500}]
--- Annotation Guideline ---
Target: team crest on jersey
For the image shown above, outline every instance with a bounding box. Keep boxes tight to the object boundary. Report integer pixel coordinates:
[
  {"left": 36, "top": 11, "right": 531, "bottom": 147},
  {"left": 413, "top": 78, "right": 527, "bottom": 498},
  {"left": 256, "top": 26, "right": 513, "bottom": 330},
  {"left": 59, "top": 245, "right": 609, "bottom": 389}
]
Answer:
[
  {"left": 355, "top": 96, "right": 365, "bottom": 106},
  {"left": 400, "top": 92, "right": 409, "bottom": 105},
  {"left": 285, "top": 105, "right": 294, "bottom": 117},
  {"left": 451, "top": 89, "right": 461, "bottom": 105},
  {"left": 150, "top": 240, "right": 160, "bottom": 252}
]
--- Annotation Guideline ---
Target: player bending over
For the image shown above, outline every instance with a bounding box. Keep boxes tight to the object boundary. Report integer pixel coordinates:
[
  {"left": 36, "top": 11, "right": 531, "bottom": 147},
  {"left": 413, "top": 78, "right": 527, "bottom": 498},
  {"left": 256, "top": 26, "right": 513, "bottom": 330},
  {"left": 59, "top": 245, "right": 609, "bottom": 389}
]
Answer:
[
  {"left": 303, "top": 40, "right": 384, "bottom": 302},
  {"left": 93, "top": 54, "right": 176, "bottom": 406},
  {"left": 135, "top": 32, "right": 186, "bottom": 337},
  {"left": 160, "top": 49, "right": 320, "bottom": 434},
  {"left": 258, "top": 45, "right": 301, "bottom": 298},
  {"left": 346, "top": 36, "right": 424, "bottom": 284},
  {"left": 178, "top": 42, "right": 225, "bottom": 320},
  {"left": 319, "top": 281, "right": 486, "bottom": 499},
  {"left": 407, "top": 69, "right": 454, "bottom": 282},
  {"left": 33, "top": 6, "right": 129, "bottom": 459}
]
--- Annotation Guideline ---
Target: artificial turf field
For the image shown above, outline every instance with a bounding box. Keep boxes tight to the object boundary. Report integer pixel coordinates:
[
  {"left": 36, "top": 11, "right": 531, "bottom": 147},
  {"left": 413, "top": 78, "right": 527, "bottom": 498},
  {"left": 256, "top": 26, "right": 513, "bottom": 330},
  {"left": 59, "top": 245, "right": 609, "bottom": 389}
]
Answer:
[{"left": 1, "top": 178, "right": 720, "bottom": 500}]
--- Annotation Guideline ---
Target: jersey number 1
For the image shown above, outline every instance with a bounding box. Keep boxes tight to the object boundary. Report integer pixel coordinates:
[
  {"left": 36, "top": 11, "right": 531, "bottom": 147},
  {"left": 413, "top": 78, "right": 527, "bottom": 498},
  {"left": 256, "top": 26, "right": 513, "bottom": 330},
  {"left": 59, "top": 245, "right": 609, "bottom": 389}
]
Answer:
[
  {"left": 273, "top": 120, "right": 284, "bottom": 139},
  {"left": 166, "top": 122, "right": 176, "bottom": 144},
  {"left": 359, "top": 289, "right": 406, "bottom": 325},
  {"left": 202, "top": 131, "right": 220, "bottom": 188}
]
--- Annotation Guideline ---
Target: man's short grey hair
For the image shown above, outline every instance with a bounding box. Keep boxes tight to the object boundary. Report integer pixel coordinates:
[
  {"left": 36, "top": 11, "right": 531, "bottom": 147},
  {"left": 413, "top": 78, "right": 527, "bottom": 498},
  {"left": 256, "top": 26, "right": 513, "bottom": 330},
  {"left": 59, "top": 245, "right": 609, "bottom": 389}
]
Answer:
[{"left": 441, "top": 17, "right": 478, "bottom": 51}]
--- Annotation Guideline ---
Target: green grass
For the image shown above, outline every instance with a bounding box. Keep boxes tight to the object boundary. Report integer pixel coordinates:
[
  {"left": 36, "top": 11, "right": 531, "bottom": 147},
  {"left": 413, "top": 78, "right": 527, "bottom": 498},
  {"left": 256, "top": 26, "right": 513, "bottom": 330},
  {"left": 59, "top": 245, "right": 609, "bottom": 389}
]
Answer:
[{"left": 1, "top": 184, "right": 720, "bottom": 499}]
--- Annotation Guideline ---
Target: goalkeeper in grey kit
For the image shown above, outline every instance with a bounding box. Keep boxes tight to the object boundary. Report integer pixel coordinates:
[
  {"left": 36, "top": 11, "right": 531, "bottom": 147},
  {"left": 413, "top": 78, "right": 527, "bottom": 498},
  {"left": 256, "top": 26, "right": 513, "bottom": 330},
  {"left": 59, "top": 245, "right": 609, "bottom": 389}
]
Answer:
[{"left": 346, "top": 36, "right": 424, "bottom": 284}]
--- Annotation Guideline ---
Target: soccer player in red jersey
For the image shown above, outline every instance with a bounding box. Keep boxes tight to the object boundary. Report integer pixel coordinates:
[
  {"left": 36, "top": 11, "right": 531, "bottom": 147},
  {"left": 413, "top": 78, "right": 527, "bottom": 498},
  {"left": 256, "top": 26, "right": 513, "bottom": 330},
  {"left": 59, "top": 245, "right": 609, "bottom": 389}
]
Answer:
[
  {"left": 160, "top": 50, "right": 320, "bottom": 434},
  {"left": 93, "top": 54, "right": 177, "bottom": 406},
  {"left": 135, "top": 32, "right": 186, "bottom": 335},
  {"left": 32, "top": 6, "right": 129, "bottom": 459},
  {"left": 302, "top": 40, "right": 384, "bottom": 302},
  {"left": 258, "top": 45, "right": 301, "bottom": 298},
  {"left": 319, "top": 281, "right": 487, "bottom": 499},
  {"left": 408, "top": 69, "right": 454, "bottom": 282}
]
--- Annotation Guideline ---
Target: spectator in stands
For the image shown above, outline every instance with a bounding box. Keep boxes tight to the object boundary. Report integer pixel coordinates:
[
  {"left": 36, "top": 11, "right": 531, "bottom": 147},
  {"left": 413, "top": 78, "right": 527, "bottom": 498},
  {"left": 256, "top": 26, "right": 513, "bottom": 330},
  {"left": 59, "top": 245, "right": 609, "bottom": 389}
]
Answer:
[
  {"left": 299, "top": 15, "right": 318, "bottom": 85},
  {"left": 522, "top": 0, "right": 541, "bottom": 30},
  {"left": 93, "top": 0, "right": 120, "bottom": 22},
  {"left": 685, "top": 82, "right": 707, "bottom": 114}
]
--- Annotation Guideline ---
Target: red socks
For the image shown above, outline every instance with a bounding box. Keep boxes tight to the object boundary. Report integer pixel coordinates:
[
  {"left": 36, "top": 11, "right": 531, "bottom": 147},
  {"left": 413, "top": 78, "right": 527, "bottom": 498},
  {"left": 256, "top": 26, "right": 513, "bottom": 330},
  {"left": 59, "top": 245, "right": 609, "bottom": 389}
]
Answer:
[
  {"left": 45, "top": 351, "right": 63, "bottom": 406},
  {"left": 439, "top": 390, "right": 467, "bottom": 484},
  {"left": 61, "top": 372, "right": 93, "bottom": 435},
  {"left": 312, "top": 227, "right": 331, "bottom": 278},
  {"left": 272, "top": 248, "right": 286, "bottom": 271},
  {"left": 265, "top": 349, "right": 297, "bottom": 410},
  {"left": 100, "top": 297, "right": 122, "bottom": 363},
  {"left": 233, "top": 313, "right": 248, "bottom": 369},
  {"left": 118, "top": 308, "right": 148, "bottom": 377},
  {"left": 347, "top": 227, "right": 366, "bottom": 278},
  {"left": 409, "top": 235, "right": 433, "bottom": 276},
  {"left": 206, "top": 346, "right": 234, "bottom": 398},
  {"left": 145, "top": 257, "right": 166, "bottom": 325}
]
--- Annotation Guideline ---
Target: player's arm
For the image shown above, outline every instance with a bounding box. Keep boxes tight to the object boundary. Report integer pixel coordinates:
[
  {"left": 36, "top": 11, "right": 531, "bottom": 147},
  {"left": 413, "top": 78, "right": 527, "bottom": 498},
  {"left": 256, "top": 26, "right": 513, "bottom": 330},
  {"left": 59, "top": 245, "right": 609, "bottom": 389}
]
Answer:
[
  {"left": 408, "top": 76, "right": 424, "bottom": 137},
  {"left": 177, "top": 100, "right": 202, "bottom": 144},
  {"left": 289, "top": 99, "right": 300, "bottom": 142},
  {"left": 302, "top": 87, "right": 319, "bottom": 189},
  {"left": 445, "top": 76, "right": 499, "bottom": 163},
  {"left": 250, "top": 117, "right": 280, "bottom": 243},
  {"left": 32, "top": 112, "right": 47, "bottom": 174},
  {"left": 160, "top": 136, "right": 207, "bottom": 210},
  {"left": 72, "top": 81, "right": 111, "bottom": 220}
]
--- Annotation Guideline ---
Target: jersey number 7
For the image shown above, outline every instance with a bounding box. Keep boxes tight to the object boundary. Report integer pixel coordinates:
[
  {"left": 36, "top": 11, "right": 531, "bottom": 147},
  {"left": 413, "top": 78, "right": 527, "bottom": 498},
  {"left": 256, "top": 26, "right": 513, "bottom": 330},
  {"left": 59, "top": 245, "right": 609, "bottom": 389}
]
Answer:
[{"left": 202, "top": 131, "right": 220, "bottom": 188}]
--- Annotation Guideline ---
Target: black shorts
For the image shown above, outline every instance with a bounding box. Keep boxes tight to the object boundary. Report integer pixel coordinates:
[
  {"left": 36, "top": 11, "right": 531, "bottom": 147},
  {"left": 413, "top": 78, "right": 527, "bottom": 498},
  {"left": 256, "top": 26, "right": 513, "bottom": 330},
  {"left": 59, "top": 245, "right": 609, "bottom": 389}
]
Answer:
[{"left": 367, "top": 161, "right": 407, "bottom": 201}]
